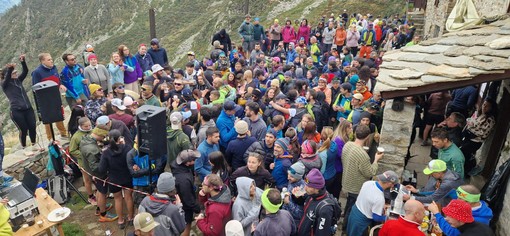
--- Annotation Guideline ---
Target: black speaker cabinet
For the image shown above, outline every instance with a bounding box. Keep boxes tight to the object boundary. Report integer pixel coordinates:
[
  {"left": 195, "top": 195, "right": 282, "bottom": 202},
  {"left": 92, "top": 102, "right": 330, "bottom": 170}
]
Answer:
[
  {"left": 32, "top": 81, "right": 64, "bottom": 124},
  {"left": 136, "top": 105, "right": 167, "bottom": 157}
]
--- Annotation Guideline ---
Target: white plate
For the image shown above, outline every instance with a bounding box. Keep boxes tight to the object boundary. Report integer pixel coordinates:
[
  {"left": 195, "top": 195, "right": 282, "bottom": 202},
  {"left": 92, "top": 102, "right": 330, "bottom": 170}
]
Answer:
[{"left": 47, "top": 207, "right": 71, "bottom": 222}]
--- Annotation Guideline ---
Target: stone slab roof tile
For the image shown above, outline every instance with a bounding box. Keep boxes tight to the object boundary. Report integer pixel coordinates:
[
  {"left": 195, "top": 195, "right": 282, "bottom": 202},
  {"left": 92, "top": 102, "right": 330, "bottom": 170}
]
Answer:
[
  {"left": 373, "top": 81, "right": 408, "bottom": 93},
  {"left": 468, "top": 67, "right": 505, "bottom": 76},
  {"left": 490, "top": 18, "right": 510, "bottom": 27},
  {"left": 456, "top": 35, "right": 502, "bottom": 47},
  {"left": 379, "top": 61, "right": 434, "bottom": 73},
  {"left": 389, "top": 68, "right": 424, "bottom": 80},
  {"left": 423, "top": 54, "right": 451, "bottom": 65},
  {"left": 427, "top": 64, "right": 471, "bottom": 78},
  {"left": 382, "top": 52, "right": 401, "bottom": 62},
  {"left": 401, "top": 45, "right": 452, "bottom": 54},
  {"left": 379, "top": 75, "right": 426, "bottom": 88},
  {"left": 420, "top": 37, "right": 441, "bottom": 46},
  {"left": 467, "top": 57, "right": 510, "bottom": 70},
  {"left": 487, "top": 36, "right": 510, "bottom": 49},
  {"left": 443, "top": 46, "right": 469, "bottom": 57},
  {"left": 443, "top": 26, "right": 500, "bottom": 36},
  {"left": 443, "top": 55, "right": 473, "bottom": 68},
  {"left": 420, "top": 75, "right": 471, "bottom": 83},
  {"left": 397, "top": 53, "right": 431, "bottom": 63},
  {"left": 462, "top": 46, "right": 490, "bottom": 57}
]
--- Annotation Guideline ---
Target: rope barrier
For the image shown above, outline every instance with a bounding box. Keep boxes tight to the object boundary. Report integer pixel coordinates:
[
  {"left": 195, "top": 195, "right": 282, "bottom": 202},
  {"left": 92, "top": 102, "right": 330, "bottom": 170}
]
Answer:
[{"left": 55, "top": 143, "right": 151, "bottom": 196}]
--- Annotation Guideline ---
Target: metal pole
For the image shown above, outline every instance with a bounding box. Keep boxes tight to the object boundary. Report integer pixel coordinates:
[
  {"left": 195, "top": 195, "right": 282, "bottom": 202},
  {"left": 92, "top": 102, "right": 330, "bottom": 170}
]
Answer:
[{"left": 149, "top": 8, "right": 156, "bottom": 40}]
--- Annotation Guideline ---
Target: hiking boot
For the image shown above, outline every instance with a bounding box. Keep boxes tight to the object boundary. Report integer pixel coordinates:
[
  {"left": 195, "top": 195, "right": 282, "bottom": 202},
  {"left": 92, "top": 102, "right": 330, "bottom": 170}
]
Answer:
[
  {"left": 99, "top": 212, "right": 118, "bottom": 222},
  {"left": 95, "top": 203, "right": 113, "bottom": 216}
]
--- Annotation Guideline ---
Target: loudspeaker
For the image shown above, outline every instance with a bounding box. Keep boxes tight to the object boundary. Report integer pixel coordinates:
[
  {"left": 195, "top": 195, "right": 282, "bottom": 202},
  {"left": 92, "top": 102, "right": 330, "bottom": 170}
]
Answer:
[
  {"left": 32, "top": 81, "right": 64, "bottom": 124},
  {"left": 136, "top": 105, "right": 167, "bottom": 158}
]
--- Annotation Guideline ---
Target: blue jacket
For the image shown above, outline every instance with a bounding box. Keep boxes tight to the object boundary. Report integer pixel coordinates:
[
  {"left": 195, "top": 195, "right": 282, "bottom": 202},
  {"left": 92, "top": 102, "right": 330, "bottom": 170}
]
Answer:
[
  {"left": 32, "top": 64, "right": 60, "bottom": 85},
  {"left": 450, "top": 86, "right": 477, "bottom": 110},
  {"left": 434, "top": 201, "right": 493, "bottom": 236},
  {"left": 282, "top": 179, "right": 305, "bottom": 225},
  {"left": 126, "top": 148, "right": 165, "bottom": 187},
  {"left": 135, "top": 52, "right": 154, "bottom": 72},
  {"left": 196, "top": 140, "right": 219, "bottom": 181},
  {"left": 226, "top": 136, "right": 257, "bottom": 171},
  {"left": 147, "top": 48, "right": 168, "bottom": 66},
  {"left": 60, "top": 64, "right": 88, "bottom": 99},
  {"left": 217, "top": 110, "right": 237, "bottom": 148},
  {"left": 272, "top": 156, "right": 292, "bottom": 189},
  {"left": 319, "top": 141, "right": 338, "bottom": 180},
  {"left": 286, "top": 49, "right": 298, "bottom": 65}
]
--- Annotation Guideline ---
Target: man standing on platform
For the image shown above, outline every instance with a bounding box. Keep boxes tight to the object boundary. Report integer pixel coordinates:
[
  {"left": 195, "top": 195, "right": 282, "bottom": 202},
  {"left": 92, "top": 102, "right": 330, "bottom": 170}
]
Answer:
[{"left": 31, "top": 53, "right": 69, "bottom": 141}]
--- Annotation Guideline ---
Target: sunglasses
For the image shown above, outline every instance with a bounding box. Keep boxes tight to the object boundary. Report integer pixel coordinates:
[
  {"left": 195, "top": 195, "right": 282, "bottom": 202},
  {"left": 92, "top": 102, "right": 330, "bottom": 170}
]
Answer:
[
  {"left": 174, "top": 83, "right": 183, "bottom": 86},
  {"left": 115, "top": 86, "right": 124, "bottom": 89},
  {"left": 96, "top": 88, "right": 103, "bottom": 92}
]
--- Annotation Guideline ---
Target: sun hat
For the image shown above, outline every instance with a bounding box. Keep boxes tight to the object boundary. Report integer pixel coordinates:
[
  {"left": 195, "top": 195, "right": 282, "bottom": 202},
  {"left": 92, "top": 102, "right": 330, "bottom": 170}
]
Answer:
[{"left": 442, "top": 199, "right": 474, "bottom": 223}]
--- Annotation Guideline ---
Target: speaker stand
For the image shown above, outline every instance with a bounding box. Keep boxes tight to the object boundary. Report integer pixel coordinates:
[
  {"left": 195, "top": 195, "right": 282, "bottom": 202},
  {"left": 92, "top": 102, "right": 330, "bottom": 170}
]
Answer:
[{"left": 47, "top": 124, "right": 88, "bottom": 204}]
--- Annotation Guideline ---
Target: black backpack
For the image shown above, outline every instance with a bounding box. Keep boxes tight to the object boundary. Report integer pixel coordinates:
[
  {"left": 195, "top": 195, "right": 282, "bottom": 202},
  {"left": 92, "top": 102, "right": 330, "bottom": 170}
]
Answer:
[{"left": 313, "top": 194, "right": 342, "bottom": 235}]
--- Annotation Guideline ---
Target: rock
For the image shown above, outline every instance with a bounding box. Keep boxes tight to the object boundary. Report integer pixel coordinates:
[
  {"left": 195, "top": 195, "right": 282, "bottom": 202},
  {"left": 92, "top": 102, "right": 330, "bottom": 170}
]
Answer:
[
  {"left": 380, "top": 61, "right": 434, "bottom": 73},
  {"left": 487, "top": 36, "right": 510, "bottom": 49},
  {"left": 398, "top": 53, "right": 431, "bottom": 63},
  {"left": 427, "top": 64, "right": 471, "bottom": 78},
  {"left": 420, "top": 75, "right": 468, "bottom": 83},
  {"left": 443, "top": 55, "right": 473, "bottom": 68},
  {"left": 419, "top": 37, "right": 441, "bottom": 46},
  {"left": 468, "top": 67, "right": 505, "bottom": 76},
  {"left": 458, "top": 35, "right": 502, "bottom": 47},
  {"left": 462, "top": 46, "right": 490, "bottom": 57},
  {"left": 373, "top": 80, "right": 407, "bottom": 93},
  {"left": 423, "top": 54, "right": 451, "bottom": 65},
  {"left": 467, "top": 57, "right": 510, "bottom": 70},
  {"left": 389, "top": 69, "right": 424, "bottom": 80},
  {"left": 443, "top": 46, "right": 468, "bottom": 57},
  {"left": 473, "top": 55, "right": 494, "bottom": 62},
  {"left": 402, "top": 45, "right": 452, "bottom": 54},
  {"left": 382, "top": 51, "right": 402, "bottom": 62}
]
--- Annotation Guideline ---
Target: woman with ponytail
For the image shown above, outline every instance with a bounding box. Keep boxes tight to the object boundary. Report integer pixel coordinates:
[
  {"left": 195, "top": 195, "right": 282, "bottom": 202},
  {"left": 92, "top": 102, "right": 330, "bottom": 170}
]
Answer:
[
  {"left": 98, "top": 130, "right": 134, "bottom": 229},
  {"left": 318, "top": 126, "right": 338, "bottom": 193}
]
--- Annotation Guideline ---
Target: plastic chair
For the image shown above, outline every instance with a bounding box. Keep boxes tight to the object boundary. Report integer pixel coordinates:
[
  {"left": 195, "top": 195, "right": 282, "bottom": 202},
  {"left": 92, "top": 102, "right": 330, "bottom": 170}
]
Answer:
[{"left": 369, "top": 224, "right": 383, "bottom": 236}]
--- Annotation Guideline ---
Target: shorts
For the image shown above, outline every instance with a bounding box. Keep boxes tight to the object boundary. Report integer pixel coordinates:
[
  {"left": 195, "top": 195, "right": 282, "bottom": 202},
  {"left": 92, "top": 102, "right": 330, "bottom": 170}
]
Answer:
[
  {"left": 109, "top": 182, "right": 133, "bottom": 194},
  {"left": 424, "top": 113, "right": 444, "bottom": 125},
  {"left": 242, "top": 41, "right": 255, "bottom": 52},
  {"left": 94, "top": 179, "right": 109, "bottom": 194}
]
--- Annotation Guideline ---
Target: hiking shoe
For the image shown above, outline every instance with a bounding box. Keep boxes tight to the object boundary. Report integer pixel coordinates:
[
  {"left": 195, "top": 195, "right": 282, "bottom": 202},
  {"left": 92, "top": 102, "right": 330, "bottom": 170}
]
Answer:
[
  {"left": 88, "top": 196, "right": 97, "bottom": 206},
  {"left": 99, "top": 212, "right": 118, "bottom": 222},
  {"left": 118, "top": 220, "right": 126, "bottom": 229},
  {"left": 95, "top": 203, "right": 113, "bottom": 216}
]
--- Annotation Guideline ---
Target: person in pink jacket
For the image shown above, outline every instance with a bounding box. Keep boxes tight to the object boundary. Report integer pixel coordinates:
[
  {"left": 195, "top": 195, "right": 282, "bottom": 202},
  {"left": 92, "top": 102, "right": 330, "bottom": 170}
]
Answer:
[
  {"left": 346, "top": 24, "right": 361, "bottom": 57},
  {"left": 282, "top": 20, "right": 296, "bottom": 51},
  {"left": 297, "top": 19, "right": 311, "bottom": 45}
]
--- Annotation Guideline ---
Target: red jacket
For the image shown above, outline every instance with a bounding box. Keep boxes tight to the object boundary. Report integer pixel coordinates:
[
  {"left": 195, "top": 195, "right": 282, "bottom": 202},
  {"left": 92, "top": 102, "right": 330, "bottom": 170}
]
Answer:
[
  {"left": 378, "top": 216, "right": 424, "bottom": 236},
  {"left": 197, "top": 187, "right": 232, "bottom": 236},
  {"left": 375, "top": 25, "right": 383, "bottom": 43}
]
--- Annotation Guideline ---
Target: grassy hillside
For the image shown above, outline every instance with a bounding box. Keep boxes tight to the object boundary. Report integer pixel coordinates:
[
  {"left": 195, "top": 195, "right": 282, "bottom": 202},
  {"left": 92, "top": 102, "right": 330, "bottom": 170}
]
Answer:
[{"left": 0, "top": 0, "right": 405, "bottom": 134}]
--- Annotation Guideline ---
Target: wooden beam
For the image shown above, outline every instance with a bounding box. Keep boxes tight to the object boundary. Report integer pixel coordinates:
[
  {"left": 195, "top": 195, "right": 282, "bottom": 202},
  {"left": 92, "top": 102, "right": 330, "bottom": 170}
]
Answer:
[
  {"left": 380, "top": 70, "right": 510, "bottom": 99},
  {"left": 482, "top": 88, "right": 510, "bottom": 178}
]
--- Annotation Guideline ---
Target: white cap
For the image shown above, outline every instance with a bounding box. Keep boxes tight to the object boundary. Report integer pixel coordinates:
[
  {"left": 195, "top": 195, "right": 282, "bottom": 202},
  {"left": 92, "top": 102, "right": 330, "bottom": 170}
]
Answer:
[{"left": 111, "top": 98, "right": 126, "bottom": 110}]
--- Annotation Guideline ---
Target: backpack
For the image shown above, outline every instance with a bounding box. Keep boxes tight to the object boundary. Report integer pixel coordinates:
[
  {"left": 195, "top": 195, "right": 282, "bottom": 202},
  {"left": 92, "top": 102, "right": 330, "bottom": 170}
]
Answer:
[
  {"left": 48, "top": 175, "right": 70, "bottom": 204},
  {"left": 313, "top": 194, "right": 342, "bottom": 235}
]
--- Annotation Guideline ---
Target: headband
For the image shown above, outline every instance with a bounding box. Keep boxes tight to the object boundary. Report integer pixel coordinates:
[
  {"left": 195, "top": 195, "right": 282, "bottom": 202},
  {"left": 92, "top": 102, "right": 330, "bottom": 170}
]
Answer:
[{"left": 456, "top": 187, "right": 480, "bottom": 203}]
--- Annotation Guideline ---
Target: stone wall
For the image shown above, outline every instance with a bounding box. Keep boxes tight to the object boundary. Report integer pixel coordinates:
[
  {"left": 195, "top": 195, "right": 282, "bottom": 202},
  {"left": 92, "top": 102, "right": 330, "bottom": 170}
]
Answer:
[
  {"left": 424, "top": 0, "right": 510, "bottom": 39},
  {"left": 378, "top": 99, "right": 416, "bottom": 175},
  {"left": 3, "top": 151, "right": 51, "bottom": 181}
]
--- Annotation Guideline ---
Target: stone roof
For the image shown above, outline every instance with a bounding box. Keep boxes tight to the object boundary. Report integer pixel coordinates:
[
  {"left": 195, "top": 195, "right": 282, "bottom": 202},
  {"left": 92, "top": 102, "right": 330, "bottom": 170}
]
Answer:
[{"left": 375, "top": 18, "right": 510, "bottom": 95}]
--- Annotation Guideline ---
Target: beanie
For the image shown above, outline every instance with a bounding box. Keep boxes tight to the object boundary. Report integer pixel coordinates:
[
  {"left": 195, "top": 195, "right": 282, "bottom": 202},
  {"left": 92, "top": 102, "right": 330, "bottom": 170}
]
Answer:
[
  {"left": 225, "top": 220, "right": 244, "bottom": 236},
  {"left": 157, "top": 172, "right": 176, "bottom": 193},
  {"left": 305, "top": 168, "right": 325, "bottom": 189},
  {"left": 288, "top": 162, "right": 305, "bottom": 180},
  {"left": 88, "top": 84, "right": 101, "bottom": 94},
  {"left": 87, "top": 53, "right": 97, "bottom": 61},
  {"left": 275, "top": 138, "right": 290, "bottom": 154}
]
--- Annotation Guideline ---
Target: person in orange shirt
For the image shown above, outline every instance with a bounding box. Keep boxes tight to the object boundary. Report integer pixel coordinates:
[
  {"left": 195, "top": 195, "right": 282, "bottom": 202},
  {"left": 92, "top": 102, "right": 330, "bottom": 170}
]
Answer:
[
  {"left": 353, "top": 80, "right": 372, "bottom": 103},
  {"left": 314, "top": 77, "right": 332, "bottom": 105},
  {"left": 334, "top": 23, "right": 347, "bottom": 50}
]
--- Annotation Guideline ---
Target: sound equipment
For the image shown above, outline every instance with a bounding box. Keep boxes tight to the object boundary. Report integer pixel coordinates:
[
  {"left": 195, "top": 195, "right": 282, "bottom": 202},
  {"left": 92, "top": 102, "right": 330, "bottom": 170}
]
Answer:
[
  {"left": 32, "top": 81, "right": 64, "bottom": 124},
  {"left": 136, "top": 105, "right": 167, "bottom": 158}
]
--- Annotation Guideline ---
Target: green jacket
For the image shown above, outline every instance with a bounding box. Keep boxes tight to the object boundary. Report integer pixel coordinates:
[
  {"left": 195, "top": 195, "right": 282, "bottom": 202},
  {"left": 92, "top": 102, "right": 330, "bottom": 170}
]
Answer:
[
  {"left": 166, "top": 127, "right": 192, "bottom": 168},
  {"left": 69, "top": 130, "right": 89, "bottom": 163},
  {"left": 144, "top": 94, "right": 161, "bottom": 107},
  {"left": 80, "top": 135, "right": 106, "bottom": 178}
]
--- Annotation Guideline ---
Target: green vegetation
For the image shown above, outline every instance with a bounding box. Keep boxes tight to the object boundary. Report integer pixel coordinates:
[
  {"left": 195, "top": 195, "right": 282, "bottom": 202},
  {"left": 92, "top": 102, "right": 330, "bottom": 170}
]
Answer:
[{"left": 62, "top": 222, "right": 86, "bottom": 236}]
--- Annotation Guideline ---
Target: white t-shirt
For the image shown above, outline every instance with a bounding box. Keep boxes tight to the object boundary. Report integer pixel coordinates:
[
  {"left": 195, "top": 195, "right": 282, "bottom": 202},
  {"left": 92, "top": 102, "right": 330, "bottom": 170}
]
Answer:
[{"left": 355, "top": 181, "right": 385, "bottom": 219}]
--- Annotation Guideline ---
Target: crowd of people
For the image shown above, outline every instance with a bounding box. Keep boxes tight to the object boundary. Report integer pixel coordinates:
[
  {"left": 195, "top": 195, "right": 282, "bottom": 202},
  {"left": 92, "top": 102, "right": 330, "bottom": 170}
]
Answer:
[{"left": 0, "top": 10, "right": 497, "bottom": 236}]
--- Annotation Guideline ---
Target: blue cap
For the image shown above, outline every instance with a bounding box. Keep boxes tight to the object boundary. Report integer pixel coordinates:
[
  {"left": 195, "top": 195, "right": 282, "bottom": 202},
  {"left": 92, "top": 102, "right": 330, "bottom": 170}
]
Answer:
[
  {"left": 296, "top": 96, "right": 307, "bottom": 105},
  {"left": 254, "top": 17, "right": 260, "bottom": 21}
]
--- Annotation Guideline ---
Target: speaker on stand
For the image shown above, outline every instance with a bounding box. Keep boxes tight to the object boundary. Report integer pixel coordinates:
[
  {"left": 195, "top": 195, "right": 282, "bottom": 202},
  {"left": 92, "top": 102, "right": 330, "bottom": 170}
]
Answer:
[
  {"left": 31, "top": 81, "right": 87, "bottom": 203},
  {"left": 136, "top": 105, "right": 167, "bottom": 193}
]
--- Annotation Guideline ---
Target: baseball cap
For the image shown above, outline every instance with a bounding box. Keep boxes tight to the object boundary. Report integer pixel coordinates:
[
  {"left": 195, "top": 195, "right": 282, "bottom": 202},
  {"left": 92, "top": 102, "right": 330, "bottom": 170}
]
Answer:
[
  {"left": 170, "top": 112, "right": 183, "bottom": 130},
  {"left": 296, "top": 96, "right": 307, "bottom": 105},
  {"left": 187, "top": 51, "right": 195, "bottom": 56},
  {"left": 275, "top": 94, "right": 288, "bottom": 101},
  {"left": 133, "top": 212, "right": 160, "bottom": 233},
  {"left": 376, "top": 171, "right": 399, "bottom": 184},
  {"left": 181, "top": 110, "right": 192, "bottom": 120},
  {"left": 123, "top": 96, "right": 134, "bottom": 107},
  {"left": 96, "top": 116, "right": 110, "bottom": 126},
  {"left": 151, "top": 64, "right": 164, "bottom": 73},
  {"left": 111, "top": 98, "right": 126, "bottom": 110},
  {"left": 423, "top": 159, "right": 447, "bottom": 175},
  {"left": 352, "top": 93, "right": 364, "bottom": 101},
  {"left": 176, "top": 149, "right": 201, "bottom": 165},
  {"left": 223, "top": 101, "right": 236, "bottom": 111}
]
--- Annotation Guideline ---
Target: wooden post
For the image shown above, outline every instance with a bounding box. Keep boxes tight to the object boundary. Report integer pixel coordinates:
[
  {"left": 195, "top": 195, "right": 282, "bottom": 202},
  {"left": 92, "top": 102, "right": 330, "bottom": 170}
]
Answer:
[
  {"left": 149, "top": 8, "right": 156, "bottom": 40},
  {"left": 245, "top": 0, "right": 249, "bottom": 15}
]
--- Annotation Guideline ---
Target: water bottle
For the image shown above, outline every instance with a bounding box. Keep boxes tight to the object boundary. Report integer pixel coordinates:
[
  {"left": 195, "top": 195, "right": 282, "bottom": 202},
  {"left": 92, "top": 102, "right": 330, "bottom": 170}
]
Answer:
[{"left": 281, "top": 187, "right": 288, "bottom": 199}]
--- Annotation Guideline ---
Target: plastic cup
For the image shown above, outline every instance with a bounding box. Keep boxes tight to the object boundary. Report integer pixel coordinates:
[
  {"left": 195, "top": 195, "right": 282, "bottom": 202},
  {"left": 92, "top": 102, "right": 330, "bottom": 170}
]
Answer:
[
  {"left": 37, "top": 220, "right": 43, "bottom": 228},
  {"left": 22, "top": 224, "right": 29, "bottom": 230},
  {"left": 377, "top": 147, "right": 385, "bottom": 154}
]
